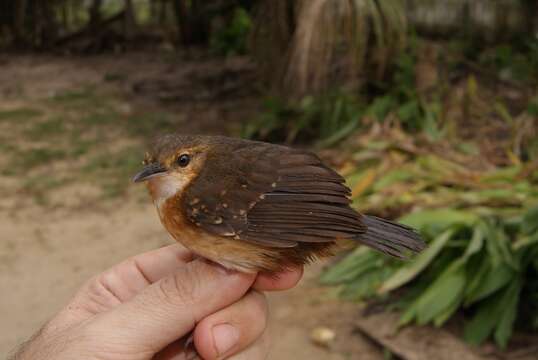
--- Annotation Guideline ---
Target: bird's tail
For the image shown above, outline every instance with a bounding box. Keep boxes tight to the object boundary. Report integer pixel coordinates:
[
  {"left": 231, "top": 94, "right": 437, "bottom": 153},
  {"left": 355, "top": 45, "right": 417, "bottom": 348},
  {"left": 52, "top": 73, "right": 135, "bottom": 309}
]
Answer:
[{"left": 359, "top": 215, "right": 425, "bottom": 258}]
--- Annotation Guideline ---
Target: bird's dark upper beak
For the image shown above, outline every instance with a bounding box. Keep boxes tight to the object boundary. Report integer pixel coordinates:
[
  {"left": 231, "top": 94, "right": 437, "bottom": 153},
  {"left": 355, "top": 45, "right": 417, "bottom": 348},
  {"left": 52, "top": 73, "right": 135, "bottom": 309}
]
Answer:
[{"left": 132, "top": 162, "right": 167, "bottom": 183}]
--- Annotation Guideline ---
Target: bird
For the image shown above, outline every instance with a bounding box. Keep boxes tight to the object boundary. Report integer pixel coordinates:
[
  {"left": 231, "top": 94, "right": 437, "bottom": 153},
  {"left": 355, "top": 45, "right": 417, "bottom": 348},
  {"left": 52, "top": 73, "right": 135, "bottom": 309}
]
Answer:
[{"left": 133, "top": 134, "right": 425, "bottom": 274}]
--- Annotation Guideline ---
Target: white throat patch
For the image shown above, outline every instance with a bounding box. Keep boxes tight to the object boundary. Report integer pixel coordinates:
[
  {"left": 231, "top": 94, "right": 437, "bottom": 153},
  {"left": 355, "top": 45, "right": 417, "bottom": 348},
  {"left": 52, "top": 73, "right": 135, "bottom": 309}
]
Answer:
[{"left": 149, "top": 175, "right": 189, "bottom": 210}]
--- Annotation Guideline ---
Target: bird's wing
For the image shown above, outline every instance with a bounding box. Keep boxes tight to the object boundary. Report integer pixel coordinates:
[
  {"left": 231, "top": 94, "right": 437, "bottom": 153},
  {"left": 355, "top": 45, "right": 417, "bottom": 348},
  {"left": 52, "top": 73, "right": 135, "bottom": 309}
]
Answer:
[{"left": 182, "top": 142, "right": 365, "bottom": 248}]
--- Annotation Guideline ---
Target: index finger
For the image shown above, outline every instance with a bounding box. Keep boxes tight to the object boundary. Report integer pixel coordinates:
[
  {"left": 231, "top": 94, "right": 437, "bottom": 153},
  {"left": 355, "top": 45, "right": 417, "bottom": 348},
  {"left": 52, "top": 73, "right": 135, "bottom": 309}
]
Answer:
[{"left": 80, "top": 244, "right": 193, "bottom": 304}]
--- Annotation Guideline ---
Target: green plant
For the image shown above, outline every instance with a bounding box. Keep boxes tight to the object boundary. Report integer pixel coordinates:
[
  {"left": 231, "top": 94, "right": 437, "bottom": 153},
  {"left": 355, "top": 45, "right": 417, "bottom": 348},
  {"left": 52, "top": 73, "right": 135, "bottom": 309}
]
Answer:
[
  {"left": 244, "top": 36, "right": 443, "bottom": 145},
  {"left": 210, "top": 7, "right": 252, "bottom": 56},
  {"left": 478, "top": 38, "right": 538, "bottom": 83},
  {"left": 322, "top": 206, "right": 538, "bottom": 348},
  {"left": 372, "top": 45, "right": 442, "bottom": 137},
  {"left": 0, "top": 108, "right": 43, "bottom": 122},
  {"left": 320, "top": 126, "right": 538, "bottom": 348},
  {"left": 242, "top": 92, "right": 363, "bottom": 145}
]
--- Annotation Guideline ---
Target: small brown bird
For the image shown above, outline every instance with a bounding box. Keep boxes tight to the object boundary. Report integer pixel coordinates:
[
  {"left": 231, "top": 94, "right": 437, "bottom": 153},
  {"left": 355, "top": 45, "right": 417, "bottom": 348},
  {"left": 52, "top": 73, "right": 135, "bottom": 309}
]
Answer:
[{"left": 133, "top": 135, "right": 424, "bottom": 273}]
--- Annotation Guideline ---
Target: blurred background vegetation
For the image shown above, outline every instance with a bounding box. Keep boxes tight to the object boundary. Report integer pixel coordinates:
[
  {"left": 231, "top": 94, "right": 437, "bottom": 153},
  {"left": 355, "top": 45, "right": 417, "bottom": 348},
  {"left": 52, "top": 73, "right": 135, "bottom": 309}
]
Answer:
[{"left": 1, "top": 0, "right": 537, "bottom": 353}]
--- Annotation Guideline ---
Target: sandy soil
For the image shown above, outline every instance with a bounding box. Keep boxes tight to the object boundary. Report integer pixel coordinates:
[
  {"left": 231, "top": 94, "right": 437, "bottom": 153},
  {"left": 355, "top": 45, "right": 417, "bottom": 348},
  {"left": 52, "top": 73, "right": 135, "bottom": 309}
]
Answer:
[
  {"left": 0, "top": 53, "right": 383, "bottom": 359},
  {"left": 0, "top": 201, "right": 382, "bottom": 359}
]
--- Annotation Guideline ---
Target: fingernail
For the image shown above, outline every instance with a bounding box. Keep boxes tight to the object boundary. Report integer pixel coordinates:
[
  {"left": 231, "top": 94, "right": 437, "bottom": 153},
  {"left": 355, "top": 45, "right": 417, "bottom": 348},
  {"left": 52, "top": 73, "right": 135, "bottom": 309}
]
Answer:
[{"left": 212, "top": 323, "right": 239, "bottom": 356}]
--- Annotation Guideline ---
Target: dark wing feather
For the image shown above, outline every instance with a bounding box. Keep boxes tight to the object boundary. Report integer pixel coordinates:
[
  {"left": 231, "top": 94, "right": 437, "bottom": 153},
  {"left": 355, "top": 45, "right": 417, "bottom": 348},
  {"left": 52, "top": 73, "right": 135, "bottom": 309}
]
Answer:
[
  {"left": 182, "top": 139, "right": 365, "bottom": 248},
  {"left": 183, "top": 140, "right": 298, "bottom": 248}
]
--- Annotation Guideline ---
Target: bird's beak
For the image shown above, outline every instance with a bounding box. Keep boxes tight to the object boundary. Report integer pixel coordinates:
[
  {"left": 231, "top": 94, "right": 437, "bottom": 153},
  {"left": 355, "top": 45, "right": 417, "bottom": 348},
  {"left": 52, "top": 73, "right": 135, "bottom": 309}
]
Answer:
[{"left": 132, "top": 163, "right": 167, "bottom": 183}]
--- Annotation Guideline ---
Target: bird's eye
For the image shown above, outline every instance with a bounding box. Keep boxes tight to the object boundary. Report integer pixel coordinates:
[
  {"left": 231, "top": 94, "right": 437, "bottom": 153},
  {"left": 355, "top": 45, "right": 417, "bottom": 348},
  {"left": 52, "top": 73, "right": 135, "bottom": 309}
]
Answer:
[{"left": 177, "top": 154, "right": 190, "bottom": 167}]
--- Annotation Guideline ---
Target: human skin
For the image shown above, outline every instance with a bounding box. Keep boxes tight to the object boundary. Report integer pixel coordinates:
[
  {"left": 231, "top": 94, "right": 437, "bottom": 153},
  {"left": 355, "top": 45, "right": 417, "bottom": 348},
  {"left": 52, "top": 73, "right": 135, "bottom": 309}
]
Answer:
[{"left": 10, "top": 244, "right": 303, "bottom": 360}]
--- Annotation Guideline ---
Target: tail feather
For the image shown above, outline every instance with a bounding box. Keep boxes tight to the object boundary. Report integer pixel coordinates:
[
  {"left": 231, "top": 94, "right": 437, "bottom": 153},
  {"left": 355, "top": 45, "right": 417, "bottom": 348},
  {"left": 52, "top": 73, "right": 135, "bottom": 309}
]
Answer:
[{"left": 360, "top": 215, "right": 425, "bottom": 258}]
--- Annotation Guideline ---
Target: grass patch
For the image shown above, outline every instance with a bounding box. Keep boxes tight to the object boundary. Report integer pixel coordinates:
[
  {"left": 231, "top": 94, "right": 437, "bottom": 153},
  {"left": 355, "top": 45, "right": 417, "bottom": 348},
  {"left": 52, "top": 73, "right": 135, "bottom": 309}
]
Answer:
[
  {"left": 20, "top": 176, "right": 71, "bottom": 206},
  {"left": 69, "top": 137, "right": 99, "bottom": 157},
  {"left": 82, "top": 146, "right": 143, "bottom": 198},
  {"left": 51, "top": 87, "right": 97, "bottom": 103},
  {"left": 80, "top": 111, "right": 117, "bottom": 127},
  {"left": 49, "top": 86, "right": 110, "bottom": 110},
  {"left": 24, "top": 117, "right": 67, "bottom": 140},
  {"left": 0, "top": 108, "right": 43, "bottom": 122},
  {"left": 125, "top": 112, "right": 178, "bottom": 137},
  {"left": 0, "top": 141, "right": 17, "bottom": 153},
  {"left": 82, "top": 146, "right": 142, "bottom": 175},
  {"left": 2, "top": 84, "right": 180, "bottom": 203},
  {"left": 9, "top": 148, "right": 67, "bottom": 173},
  {"left": 103, "top": 72, "right": 128, "bottom": 82}
]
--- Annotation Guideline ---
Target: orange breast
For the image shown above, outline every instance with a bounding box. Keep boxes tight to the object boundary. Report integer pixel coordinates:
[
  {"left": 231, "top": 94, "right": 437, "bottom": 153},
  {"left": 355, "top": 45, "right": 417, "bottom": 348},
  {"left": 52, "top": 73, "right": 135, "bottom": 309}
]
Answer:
[{"left": 157, "top": 195, "right": 282, "bottom": 273}]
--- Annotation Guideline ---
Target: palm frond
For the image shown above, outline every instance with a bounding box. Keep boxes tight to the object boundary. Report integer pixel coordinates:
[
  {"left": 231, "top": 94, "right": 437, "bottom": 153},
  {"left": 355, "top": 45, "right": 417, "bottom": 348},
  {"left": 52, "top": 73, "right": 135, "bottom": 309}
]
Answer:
[{"left": 252, "top": 0, "right": 407, "bottom": 97}]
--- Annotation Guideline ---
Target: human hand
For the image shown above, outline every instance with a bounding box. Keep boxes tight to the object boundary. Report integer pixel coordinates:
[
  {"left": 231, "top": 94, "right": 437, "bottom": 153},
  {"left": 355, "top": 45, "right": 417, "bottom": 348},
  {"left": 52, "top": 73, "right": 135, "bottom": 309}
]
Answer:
[{"left": 11, "top": 244, "right": 303, "bottom": 360}]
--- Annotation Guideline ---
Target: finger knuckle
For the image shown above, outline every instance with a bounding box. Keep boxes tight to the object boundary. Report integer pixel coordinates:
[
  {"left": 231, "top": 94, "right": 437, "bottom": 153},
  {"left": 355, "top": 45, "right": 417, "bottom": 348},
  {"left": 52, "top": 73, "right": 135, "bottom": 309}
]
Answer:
[{"left": 157, "top": 266, "right": 201, "bottom": 307}]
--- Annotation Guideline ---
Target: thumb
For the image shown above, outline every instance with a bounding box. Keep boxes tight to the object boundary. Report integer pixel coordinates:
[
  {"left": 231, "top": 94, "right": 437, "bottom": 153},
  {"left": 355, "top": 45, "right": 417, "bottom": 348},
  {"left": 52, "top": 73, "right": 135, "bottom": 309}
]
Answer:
[{"left": 87, "top": 259, "right": 255, "bottom": 354}]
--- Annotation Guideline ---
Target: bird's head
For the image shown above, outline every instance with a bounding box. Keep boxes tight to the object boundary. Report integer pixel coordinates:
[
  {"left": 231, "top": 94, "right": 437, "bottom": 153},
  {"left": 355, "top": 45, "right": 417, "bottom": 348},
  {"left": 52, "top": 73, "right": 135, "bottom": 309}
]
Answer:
[{"left": 132, "top": 135, "right": 210, "bottom": 206}]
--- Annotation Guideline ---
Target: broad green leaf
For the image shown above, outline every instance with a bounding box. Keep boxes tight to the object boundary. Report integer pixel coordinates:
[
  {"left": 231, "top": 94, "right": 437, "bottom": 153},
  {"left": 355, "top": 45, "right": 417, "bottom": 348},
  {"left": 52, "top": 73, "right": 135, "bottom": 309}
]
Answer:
[
  {"left": 479, "top": 165, "right": 522, "bottom": 183},
  {"left": 340, "top": 267, "right": 394, "bottom": 300},
  {"left": 416, "top": 154, "right": 466, "bottom": 176},
  {"left": 366, "top": 95, "right": 396, "bottom": 120},
  {"left": 514, "top": 181, "right": 532, "bottom": 193},
  {"left": 364, "top": 140, "right": 389, "bottom": 151},
  {"left": 378, "top": 229, "right": 454, "bottom": 294},
  {"left": 372, "top": 169, "right": 414, "bottom": 192},
  {"left": 464, "top": 276, "right": 522, "bottom": 346},
  {"left": 504, "top": 215, "right": 523, "bottom": 234},
  {"left": 320, "top": 247, "right": 380, "bottom": 285},
  {"left": 317, "top": 117, "right": 360, "bottom": 148},
  {"left": 456, "top": 142, "right": 480, "bottom": 155},
  {"left": 399, "top": 300, "right": 419, "bottom": 327},
  {"left": 414, "top": 261, "right": 466, "bottom": 325},
  {"left": 399, "top": 209, "right": 478, "bottom": 233},
  {"left": 522, "top": 205, "right": 538, "bottom": 235},
  {"left": 397, "top": 251, "right": 459, "bottom": 323},
  {"left": 463, "top": 226, "right": 485, "bottom": 259},
  {"left": 464, "top": 297, "right": 502, "bottom": 345},
  {"left": 464, "top": 263, "right": 515, "bottom": 306},
  {"left": 494, "top": 277, "right": 522, "bottom": 349},
  {"left": 433, "top": 295, "right": 462, "bottom": 327},
  {"left": 471, "top": 189, "right": 519, "bottom": 201},
  {"left": 397, "top": 100, "right": 420, "bottom": 123},
  {"left": 481, "top": 219, "right": 518, "bottom": 269},
  {"left": 495, "top": 231, "right": 517, "bottom": 269},
  {"left": 463, "top": 256, "right": 489, "bottom": 302},
  {"left": 513, "top": 232, "right": 538, "bottom": 250}
]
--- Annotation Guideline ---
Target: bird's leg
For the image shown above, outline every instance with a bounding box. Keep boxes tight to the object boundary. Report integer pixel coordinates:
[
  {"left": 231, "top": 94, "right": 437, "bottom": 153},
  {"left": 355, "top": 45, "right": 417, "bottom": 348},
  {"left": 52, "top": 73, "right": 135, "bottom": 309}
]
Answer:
[{"left": 180, "top": 330, "right": 201, "bottom": 360}]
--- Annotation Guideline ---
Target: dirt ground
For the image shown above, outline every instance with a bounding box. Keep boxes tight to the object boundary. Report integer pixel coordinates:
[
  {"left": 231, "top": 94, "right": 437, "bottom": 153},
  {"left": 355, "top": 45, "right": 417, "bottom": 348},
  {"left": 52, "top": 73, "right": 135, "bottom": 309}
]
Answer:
[{"left": 0, "top": 53, "right": 384, "bottom": 359}]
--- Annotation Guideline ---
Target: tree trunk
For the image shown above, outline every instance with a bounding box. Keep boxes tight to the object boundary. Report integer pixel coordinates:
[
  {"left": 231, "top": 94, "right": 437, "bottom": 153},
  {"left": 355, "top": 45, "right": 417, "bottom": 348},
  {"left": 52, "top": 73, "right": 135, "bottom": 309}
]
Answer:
[
  {"left": 173, "top": 0, "right": 191, "bottom": 44},
  {"left": 159, "top": 0, "right": 168, "bottom": 23},
  {"left": 38, "top": 0, "right": 58, "bottom": 47},
  {"left": 89, "top": 0, "right": 103, "bottom": 29},
  {"left": 124, "top": 0, "right": 136, "bottom": 40},
  {"left": 150, "top": 0, "right": 159, "bottom": 23},
  {"left": 61, "top": 1, "right": 69, "bottom": 30},
  {"left": 173, "top": 0, "right": 211, "bottom": 45},
  {"left": 522, "top": 0, "right": 538, "bottom": 35},
  {"left": 189, "top": 0, "right": 209, "bottom": 44},
  {"left": 13, "top": 0, "right": 28, "bottom": 46}
]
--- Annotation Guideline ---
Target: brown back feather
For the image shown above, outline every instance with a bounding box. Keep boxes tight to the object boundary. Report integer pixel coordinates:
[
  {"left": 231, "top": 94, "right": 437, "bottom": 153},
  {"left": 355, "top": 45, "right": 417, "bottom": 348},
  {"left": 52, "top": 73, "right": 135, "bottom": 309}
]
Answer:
[{"left": 181, "top": 139, "right": 365, "bottom": 248}]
